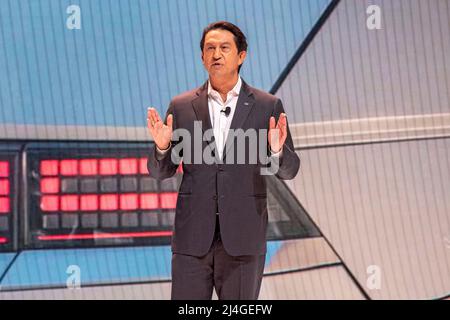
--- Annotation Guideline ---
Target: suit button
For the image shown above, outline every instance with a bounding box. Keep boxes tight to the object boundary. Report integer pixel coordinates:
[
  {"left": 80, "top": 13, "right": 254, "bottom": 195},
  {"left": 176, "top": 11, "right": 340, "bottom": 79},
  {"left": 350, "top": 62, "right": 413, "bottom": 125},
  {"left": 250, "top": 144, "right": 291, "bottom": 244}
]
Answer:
[{"left": 213, "top": 195, "right": 218, "bottom": 200}]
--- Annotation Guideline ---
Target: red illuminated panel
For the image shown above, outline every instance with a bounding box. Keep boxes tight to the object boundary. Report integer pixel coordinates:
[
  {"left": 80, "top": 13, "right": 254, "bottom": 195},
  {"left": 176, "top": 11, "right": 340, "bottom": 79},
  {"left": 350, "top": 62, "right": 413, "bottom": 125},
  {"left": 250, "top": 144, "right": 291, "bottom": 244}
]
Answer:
[
  {"left": 0, "top": 197, "right": 9, "bottom": 213},
  {"left": 119, "top": 158, "right": 138, "bottom": 175},
  {"left": 40, "top": 195, "right": 59, "bottom": 212},
  {"left": 100, "top": 194, "right": 118, "bottom": 211},
  {"left": 0, "top": 161, "right": 9, "bottom": 177},
  {"left": 0, "top": 237, "right": 8, "bottom": 244},
  {"left": 61, "top": 195, "right": 79, "bottom": 211},
  {"left": 40, "top": 178, "right": 60, "bottom": 194},
  {"left": 60, "top": 159, "right": 78, "bottom": 176},
  {"left": 99, "top": 159, "right": 118, "bottom": 175},
  {"left": 160, "top": 192, "right": 177, "bottom": 209},
  {"left": 80, "top": 195, "right": 98, "bottom": 211},
  {"left": 139, "top": 158, "right": 148, "bottom": 174},
  {"left": 140, "top": 193, "right": 159, "bottom": 210},
  {"left": 79, "top": 159, "right": 98, "bottom": 176},
  {"left": 0, "top": 179, "right": 9, "bottom": 195},
  {"left": 120, "top": 194, "right": 138, "bottom": 210},
  {"left": 37, "top": 231, "right": 173, "bottom": 241},
  {"left": 40, "top": 160, "right": 58, "bottom": 176}
]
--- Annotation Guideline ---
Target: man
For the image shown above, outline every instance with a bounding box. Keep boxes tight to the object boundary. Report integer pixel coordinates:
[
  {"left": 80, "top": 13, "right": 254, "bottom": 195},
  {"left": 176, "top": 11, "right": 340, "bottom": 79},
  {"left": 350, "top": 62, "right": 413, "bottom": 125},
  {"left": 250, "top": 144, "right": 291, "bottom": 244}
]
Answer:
[{"left": 147, "top": 21, "right": 300, "bottom": 300}]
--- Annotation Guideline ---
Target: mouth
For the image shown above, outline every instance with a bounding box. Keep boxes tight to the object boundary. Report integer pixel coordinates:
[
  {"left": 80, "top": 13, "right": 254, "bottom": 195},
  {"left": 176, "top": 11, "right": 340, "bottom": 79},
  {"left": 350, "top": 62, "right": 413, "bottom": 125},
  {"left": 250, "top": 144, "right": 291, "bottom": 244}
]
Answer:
[{"left": 211, "top": 63, "right": 223, "bottom": 67}]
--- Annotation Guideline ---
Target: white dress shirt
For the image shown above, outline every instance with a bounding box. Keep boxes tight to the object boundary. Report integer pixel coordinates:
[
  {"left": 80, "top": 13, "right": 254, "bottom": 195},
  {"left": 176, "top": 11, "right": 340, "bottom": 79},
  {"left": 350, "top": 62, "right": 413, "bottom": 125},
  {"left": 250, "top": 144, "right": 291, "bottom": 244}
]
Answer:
[{"left": 207, "top": 76, "right": 242, "bottom": 160}]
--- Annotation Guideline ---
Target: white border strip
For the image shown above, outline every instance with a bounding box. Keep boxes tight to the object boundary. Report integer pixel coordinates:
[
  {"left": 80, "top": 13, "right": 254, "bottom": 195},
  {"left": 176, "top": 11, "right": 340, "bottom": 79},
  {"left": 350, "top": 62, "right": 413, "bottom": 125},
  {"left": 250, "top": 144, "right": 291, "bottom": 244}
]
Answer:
[
  {"left": 290, "top": 113, "right": 450, "bottom": 148},
  {"left": 0, "top": 124, "right": 150, "bottom": 141},
  {"left": 1, "top": 113, "right": 450, "bottom": 148}
]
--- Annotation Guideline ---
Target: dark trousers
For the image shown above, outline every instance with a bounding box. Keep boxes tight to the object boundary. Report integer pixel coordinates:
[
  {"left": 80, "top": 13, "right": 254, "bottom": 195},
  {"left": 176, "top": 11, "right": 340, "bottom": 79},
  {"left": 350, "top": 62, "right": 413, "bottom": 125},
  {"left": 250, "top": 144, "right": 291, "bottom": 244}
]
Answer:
[{"left": 171, "top": 215, "right": 266, "bottom": 300}]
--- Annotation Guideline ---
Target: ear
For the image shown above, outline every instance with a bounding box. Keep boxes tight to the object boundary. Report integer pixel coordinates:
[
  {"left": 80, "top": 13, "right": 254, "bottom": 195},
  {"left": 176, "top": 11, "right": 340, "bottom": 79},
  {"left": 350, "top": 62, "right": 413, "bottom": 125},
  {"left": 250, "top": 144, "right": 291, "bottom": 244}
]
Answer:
[
  {"left": 201, "top": 52, "right": 206, "bottom": 66},
  {"left": 238, "top": 50, "right": 247, "bottom": 65}
]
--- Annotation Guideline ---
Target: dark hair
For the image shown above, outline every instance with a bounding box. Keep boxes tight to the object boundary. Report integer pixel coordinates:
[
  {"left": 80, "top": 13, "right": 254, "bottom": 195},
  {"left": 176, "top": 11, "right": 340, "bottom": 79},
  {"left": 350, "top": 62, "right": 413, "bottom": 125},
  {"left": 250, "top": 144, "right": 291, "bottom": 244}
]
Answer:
[{"left": 200, "top": 21, "right": 248, "bottom": 73}]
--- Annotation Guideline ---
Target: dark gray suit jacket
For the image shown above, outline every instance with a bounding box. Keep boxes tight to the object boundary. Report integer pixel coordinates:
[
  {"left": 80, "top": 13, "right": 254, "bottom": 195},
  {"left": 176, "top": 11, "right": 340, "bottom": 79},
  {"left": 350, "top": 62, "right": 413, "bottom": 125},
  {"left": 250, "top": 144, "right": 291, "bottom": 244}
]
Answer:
[{"left": 147, "top": 79, "right": 300, "bottom": 257}]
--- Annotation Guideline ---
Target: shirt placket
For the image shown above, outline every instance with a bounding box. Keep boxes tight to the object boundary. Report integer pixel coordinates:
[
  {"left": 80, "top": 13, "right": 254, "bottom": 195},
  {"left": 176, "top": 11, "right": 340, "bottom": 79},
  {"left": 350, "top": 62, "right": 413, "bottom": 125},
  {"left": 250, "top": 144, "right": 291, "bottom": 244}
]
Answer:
[{"left": 220, "top": 92, "right": 235, "bottom": 159}]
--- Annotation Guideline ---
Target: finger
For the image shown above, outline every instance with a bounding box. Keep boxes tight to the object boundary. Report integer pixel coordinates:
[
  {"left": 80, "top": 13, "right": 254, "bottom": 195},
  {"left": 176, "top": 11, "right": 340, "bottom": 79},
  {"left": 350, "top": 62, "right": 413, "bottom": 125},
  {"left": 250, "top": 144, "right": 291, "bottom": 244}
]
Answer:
[
  {"left": 148, "top": 107, "right": 158, "bottom": 123},
  {"left": 277, "top": 113, "right": 287, "bottom": 136},
  {"left": 269, "top": 116, "right": 276, "bottom": 130},
  {"left": 276, "top": 113, "right": 286, "bottom": 127},
  {"left": 147, "top": 108, "right": 154, "bottom": 125},
  {"left": 166, "top": 114, "right": 173, "bottom": 130},
  {"left": 147, "top": 119, "right": 156, "bottom": 136},
  {"left": 149, "top": 108, "right": 155, "bottom": 122},
  {"left": 147, "top": 107, "right": 154, "bottom": 119},
  {"left": 151, "top": 113, "right": 163, "bottom": 132},
  {"left": 154, "top": 110, "right": 163, "bottom": 123},
  {"left": 149, "top": 108, "right": 158, "bottom": 124},
  {"left": 148, "top": 108, "right": 154, "bottom": 123},
  {"left": 148, "top": 115, "right": 158, "bottom": 130}
]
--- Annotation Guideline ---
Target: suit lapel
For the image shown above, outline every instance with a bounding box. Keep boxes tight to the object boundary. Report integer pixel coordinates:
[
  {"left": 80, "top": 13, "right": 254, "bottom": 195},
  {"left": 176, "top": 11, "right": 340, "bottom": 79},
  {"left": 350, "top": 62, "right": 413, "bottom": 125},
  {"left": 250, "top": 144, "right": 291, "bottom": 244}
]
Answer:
[
  {"left": 191, "top": 81, "right": 220, "bottom": 162},
  {"left": 191, "top": 81, "right": 212, "bottom": 133}
]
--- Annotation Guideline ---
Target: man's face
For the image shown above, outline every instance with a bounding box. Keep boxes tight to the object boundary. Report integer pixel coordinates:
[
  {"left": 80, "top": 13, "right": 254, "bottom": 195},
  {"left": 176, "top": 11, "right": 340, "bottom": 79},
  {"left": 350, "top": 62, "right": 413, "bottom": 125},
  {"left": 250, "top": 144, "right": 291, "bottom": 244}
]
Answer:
[{"left": 202, "top": 29, "right": 246, "bottom": 78}]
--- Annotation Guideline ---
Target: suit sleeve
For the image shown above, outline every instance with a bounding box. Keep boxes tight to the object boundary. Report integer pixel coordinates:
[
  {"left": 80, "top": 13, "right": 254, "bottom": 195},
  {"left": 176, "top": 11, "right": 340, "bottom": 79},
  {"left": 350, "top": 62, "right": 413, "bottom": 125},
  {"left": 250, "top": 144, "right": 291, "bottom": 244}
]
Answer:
[
  {"left": 270, "top": 98, "right": 300, "bottom": 180},
  {"left": 147, "top": 102, "right": 180, "bottom": 180}
]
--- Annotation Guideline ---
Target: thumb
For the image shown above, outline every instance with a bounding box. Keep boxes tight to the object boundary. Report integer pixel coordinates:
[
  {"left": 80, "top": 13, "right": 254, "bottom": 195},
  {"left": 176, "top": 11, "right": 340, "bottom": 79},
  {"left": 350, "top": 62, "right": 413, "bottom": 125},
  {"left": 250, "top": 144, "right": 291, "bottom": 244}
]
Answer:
[
  {"left": 166, "top": 114, "right": 173, "bottom": 130},
  {"left": 269, "top": 116, "right": 276, "bottom": 130}
]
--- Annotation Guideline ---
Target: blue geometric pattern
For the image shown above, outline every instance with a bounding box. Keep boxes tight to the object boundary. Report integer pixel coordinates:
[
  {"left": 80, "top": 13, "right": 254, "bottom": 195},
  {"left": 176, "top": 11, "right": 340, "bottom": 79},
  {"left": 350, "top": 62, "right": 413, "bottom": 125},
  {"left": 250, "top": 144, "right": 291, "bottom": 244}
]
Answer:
[{"left": 0, "top": 0, "right": 330, "bottom": 127}]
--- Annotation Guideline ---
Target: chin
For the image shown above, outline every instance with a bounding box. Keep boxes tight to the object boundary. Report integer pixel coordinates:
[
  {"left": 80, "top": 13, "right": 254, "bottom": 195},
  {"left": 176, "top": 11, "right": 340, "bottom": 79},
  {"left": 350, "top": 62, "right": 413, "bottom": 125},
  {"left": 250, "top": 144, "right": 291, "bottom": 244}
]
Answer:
[{"left": 209, "top": 70, "right": 224, "bottom": 76}]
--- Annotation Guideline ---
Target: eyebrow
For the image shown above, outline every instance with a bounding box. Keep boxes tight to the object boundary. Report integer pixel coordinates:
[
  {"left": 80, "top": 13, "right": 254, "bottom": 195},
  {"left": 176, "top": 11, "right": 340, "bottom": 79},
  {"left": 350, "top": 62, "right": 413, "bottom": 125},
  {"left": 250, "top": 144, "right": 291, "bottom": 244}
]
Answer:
[{"left": 205, "top": 41, "right": 232, "bottom": 46}]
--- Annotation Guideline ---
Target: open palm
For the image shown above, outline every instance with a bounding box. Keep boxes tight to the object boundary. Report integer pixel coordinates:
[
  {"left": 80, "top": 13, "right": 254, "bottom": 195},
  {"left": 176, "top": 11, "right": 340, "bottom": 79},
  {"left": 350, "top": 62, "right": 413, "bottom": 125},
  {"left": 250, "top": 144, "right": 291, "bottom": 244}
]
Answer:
[
  {"left": 268, "top": 113, "right": 288, "bottom": 153},
  {"left": 147, "top": 107, "right": 173, "bottom": 150}
]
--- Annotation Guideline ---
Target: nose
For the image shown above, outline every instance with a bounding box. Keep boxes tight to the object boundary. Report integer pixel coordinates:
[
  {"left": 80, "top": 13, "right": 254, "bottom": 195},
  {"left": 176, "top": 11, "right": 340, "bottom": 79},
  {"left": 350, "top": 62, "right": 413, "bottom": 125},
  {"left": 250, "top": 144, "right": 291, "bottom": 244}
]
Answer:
[{"left": 213, "top": 47, "right": 221, "bottom": 59}]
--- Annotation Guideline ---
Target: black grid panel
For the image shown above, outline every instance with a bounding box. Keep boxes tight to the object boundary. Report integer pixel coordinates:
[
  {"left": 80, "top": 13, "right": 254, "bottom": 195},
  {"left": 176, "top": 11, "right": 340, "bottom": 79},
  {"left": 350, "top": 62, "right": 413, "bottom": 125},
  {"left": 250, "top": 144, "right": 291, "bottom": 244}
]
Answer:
[
  {"left": 0, "top": 148, "right": 19, "bottom": 253},
  {"left": 25, "top": 142, "right": 181, "bottom": 249}
]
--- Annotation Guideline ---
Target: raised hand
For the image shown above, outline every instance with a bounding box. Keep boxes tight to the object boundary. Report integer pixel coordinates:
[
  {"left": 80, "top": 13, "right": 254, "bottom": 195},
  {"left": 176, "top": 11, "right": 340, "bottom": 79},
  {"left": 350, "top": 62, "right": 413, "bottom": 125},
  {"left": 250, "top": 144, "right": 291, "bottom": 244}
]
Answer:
[
  {"left": 147, "top": 107, "right": 173, "bottom": 150},
  {"left": 268, "top": 113, "right": 288, "bottom": 153}
]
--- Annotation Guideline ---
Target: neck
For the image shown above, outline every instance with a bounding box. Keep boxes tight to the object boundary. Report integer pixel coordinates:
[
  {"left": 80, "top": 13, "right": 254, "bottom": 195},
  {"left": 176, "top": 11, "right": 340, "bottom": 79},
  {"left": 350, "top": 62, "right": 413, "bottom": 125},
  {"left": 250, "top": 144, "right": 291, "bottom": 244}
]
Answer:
[{"left": 209, "top": 73, "right": 239, "bottom": 95}]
